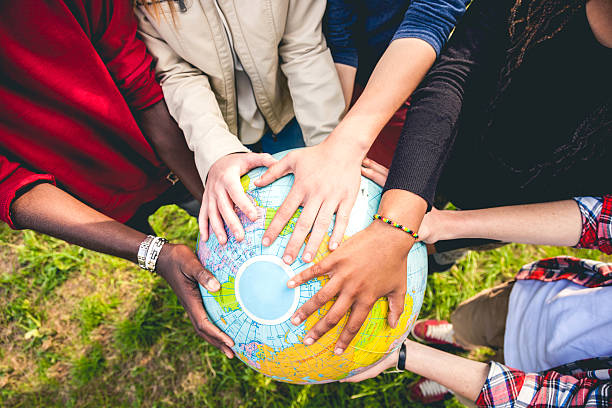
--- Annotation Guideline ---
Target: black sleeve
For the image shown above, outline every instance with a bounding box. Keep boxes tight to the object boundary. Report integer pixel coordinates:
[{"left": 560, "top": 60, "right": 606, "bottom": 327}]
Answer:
[{"left": 383, "top": 0, "right": 511, "bottom": 208}]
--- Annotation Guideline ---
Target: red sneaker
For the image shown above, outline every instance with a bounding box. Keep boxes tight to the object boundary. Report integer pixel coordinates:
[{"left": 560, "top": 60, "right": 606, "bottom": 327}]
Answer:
[
  {"left": 409, "top": 378, "right": 452, "bottom": 404},
  {"left": 411, "top": 319, "right": 464, "bottom": 348}
]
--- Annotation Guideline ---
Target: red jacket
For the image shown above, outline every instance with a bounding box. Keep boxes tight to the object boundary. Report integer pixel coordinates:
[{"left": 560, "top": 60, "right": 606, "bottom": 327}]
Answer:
[{"left": 0, "top": 0, "right": 170, "bottom": 228}]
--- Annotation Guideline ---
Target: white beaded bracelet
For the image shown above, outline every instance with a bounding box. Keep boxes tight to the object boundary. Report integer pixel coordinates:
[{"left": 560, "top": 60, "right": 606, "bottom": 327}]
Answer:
[{"left": 137, "top": 235, "right": 155, "bottom": 270}]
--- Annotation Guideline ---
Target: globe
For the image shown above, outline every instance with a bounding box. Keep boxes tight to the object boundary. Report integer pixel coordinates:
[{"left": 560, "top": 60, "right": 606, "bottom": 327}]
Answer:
[{"left": 197, "top": 150, "right": 428, "bottom": 384}]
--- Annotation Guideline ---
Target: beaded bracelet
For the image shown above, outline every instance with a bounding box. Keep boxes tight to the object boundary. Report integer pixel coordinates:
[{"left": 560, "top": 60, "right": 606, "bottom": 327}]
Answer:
[{"left": 373, "top": 213, "right": 419, "bottom": 240}]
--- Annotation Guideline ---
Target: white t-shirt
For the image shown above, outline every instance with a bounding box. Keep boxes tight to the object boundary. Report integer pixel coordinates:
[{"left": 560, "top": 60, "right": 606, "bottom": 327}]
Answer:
[
  {"left": 214, "top": 1, "right": 266, "bottom": 145},
  {"left": 504, "top": 279, "right": 612, "bottom": 373}
]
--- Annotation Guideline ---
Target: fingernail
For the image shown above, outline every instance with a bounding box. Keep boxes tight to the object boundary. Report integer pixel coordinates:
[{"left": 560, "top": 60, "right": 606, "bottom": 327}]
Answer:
[
  {"left": 208, "top": 280, "right": 220, "bottom": 291},
  {"left": 235, "top": 232, "right": 243, "bottom": 241},
  {"left": 283, "top": 255, "right": 292, "bottom": 264},
  {"left": 225, "top": 350, "right": 233, "bottom": 358},
  {"left": 287, "top": 280, "right": 295, "bottom": 288},
  {"left": 329, "top": 241, "right": 338, "bottom": 250},
  {"left": 262, "top": 237, "right": 270, "bottom": 246},
  {"left": 304, "top": 337, "right": 314, "bottom": 346},
  {"left": 302, "top": 253, "right": 312, "bottom": 262},
  {"left": 334, "top": 348, "right": 344, "bottom": 355},
  {"left": 292, "top": 316, "right": 301, "bottom": 325}
]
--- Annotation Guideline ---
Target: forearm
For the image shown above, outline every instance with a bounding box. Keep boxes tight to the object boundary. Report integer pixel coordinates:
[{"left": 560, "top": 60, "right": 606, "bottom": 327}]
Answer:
[
  {"left": 11, "top": 183, "right": 145, "bottom": 263},
  {"left": 136, "top": 100, "right": 204, "bottom": 200},
  {"left": 437, "top": 200, "right": 582, "bottom": 246},
  {"left": 334, "top": 63, "right": 356, "bottom": 109},
  {"left": 326, "top": 39, "right": 436, "bottom": 154},
  {"left": 403, "top": 340, "right": 488, "bottom": 403}
]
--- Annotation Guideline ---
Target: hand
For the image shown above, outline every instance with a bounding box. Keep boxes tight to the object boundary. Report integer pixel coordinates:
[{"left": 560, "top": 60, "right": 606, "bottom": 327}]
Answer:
[
  {"left": 255, "top": 143, "right": 363, "bottom": 264},
  {"left": 287, "top": 221, "right": 414, "bottom": 354},
  {"left": 200, "top": 152, "right": 276, "bottom": 244},
  {"left": 360, "top": 157, "right": 389, "bottom": 187},
  {"left": 341, "top": 344, "right": 399, "bottom": 382},
  {"left": 156, "top": 243, "right": 235, "bottom": 358}
]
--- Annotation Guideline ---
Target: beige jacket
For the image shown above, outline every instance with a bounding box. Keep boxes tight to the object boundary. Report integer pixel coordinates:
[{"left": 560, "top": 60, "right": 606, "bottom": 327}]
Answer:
[{"left": 135, "top": 0, "right": 345, "bottom": 181}]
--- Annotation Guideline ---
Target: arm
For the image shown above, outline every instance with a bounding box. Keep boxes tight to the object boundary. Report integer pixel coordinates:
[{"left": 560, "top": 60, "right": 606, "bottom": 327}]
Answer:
[
  {"left": 345, "top": 340, "right": 489, "bottom": 403},
  {"left": 135, "top": 100, "right": 203, "bottom": 200},
  {"left": 10, "top": 182, "right": 235, "bottom": 358},
  {"left": 90, "top": 1, "right": 203, "bottom": 199},
  {"left": 324, "top": 0, "right": 359, "bottom": 107},
  {"left": 135, "top": 9, "right": 275, "bottom": 244},
  {"left": 279, "top": 0, "right": 509, "bottom": 352},
  {"left": 278, "top": 0, "right": 346, "bottom": 147},
  {"left": 345, "top": 340, "right": 612, "bottom": 408}
]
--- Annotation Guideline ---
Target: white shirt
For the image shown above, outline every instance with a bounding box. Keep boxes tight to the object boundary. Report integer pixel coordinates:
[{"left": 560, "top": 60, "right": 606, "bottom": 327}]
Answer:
[
  {"left": 214, "top": 1, "right": 266, "bottom": 144},
  {"left": 504, "top": 279, "right": 612, "bottom": 372}
]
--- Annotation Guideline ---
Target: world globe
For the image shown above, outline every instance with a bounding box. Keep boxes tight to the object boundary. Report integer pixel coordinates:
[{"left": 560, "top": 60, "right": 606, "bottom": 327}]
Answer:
[{"left": 197, "top": 150, "right": 428, "bottom": 384}]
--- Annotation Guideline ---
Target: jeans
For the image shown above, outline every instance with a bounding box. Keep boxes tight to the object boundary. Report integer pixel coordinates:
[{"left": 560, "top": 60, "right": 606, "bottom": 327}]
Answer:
[{"left": 246, "top": 118, "right": 305, "bottom": 154}]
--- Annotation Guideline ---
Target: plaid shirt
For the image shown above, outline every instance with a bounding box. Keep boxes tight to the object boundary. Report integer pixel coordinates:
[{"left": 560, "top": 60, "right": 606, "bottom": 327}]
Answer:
[
  {"left": 574, "top": 195, "right": 612, "bottom": 254},
  {"left": 477, "top": 256, "right": 612, "bottom": 407}
]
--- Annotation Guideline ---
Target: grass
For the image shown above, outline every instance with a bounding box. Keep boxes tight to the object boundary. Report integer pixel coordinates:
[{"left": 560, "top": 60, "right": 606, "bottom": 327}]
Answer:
[{"left": 0, "top": 205, "right": 610, "bottom": 407}]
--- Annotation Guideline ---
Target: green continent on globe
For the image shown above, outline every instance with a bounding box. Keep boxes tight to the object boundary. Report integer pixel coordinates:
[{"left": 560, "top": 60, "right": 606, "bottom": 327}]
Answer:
[
  {"left": 209, "top": 276, "right": 239, "bottom": 313},
  {"left": 264, "top": 207, "right": 302, "bottom": 236}
]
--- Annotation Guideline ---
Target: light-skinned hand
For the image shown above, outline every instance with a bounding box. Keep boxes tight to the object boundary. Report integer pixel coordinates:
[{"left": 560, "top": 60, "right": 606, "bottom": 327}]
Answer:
[
  {"left": 255, "top": 143, "right": 362, "bottom": 264},
  {"left": 200, "top": 152, "right": 276, "bottom": 244}
]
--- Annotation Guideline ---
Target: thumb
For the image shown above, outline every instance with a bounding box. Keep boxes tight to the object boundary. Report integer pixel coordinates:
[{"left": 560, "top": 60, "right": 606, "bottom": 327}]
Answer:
[
  {"left": 387, "top": 291, "right": 405, "bottom": 328},
  {"left": 193, "top": 265, "right": 221, "bottom": 292},
  {"left": 254, "top": 157, "right": 291, "bottom": 187}
]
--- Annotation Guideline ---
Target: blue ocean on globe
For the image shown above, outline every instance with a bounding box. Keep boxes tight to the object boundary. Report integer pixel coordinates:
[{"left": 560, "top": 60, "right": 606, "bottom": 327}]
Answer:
[{"left": 197, "top": 150, "right": 428, "bottom": 384}]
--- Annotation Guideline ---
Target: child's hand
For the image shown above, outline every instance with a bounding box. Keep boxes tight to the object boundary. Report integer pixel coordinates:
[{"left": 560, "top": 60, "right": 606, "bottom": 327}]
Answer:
[{"left": 199, "top": 152, "right": 276, "bottom": 244}]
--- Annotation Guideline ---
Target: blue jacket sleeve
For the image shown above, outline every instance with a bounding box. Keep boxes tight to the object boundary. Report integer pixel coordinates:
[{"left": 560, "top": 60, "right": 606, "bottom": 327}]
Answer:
[
  {"left": 324, "top": 0, "right": 359, "bottom": 68},
  {"left": 393, "top": 0, "right": 471, "bottom": 55}
]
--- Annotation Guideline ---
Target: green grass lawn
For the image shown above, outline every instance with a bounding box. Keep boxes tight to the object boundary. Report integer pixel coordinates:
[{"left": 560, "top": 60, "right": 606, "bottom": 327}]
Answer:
[{"left": 1, "top": 205, "right": 610, "bottom": 407}]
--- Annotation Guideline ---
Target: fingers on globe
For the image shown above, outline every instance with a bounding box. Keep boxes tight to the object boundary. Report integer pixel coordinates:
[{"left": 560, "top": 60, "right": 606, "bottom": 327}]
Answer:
[
  {"left": 303, "top": 294, "right": 352, "bottom": 347},
  {"left": 329, "top": 202, "right": 352, "bottom": 250},
  {"left": 198, "top": 195, "right": 209, "bottom": 241},
  {"left": 227, "top": 178, "right": 258, "bottom": 222},
  {"left": 333, "top": 302, "right": 372, "bottom": 354},
  {"left": 207, "top": 199, "right": 227, "bottom": 245},
  {"left": 284, "top": 198, "right": 322, "bottom": 263},
  {"left": 254, "top": 156, "right": 290, "bottom": 188},
  {"left": 186, "top": 265, "right": 235, "bottom": 357},
  {"left": 292, "top": 279, "right": 341, "bottom": 333},
  {"left": 287, "top": 259, "right": 328, "bottom": 289},
  {"left": 217, "top": 190, "right": 245, "bottom": 242},
  {"left": 301, "top": 201, "right": 334, "bottom": 262},
  {"left": 387, "top": 290, "right": 406, "bottom": 328},
  {"left": 262, "top": 189, "right": 302, "bottom": 251}
]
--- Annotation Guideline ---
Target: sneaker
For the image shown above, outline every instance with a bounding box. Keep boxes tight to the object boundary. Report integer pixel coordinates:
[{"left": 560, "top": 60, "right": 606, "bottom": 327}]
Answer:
[
  {"left": 411, "top": 319, "right": 464, "bottom": 348},
  {"left": 409, "top": 378, "right": 452, "bottom": 404}
]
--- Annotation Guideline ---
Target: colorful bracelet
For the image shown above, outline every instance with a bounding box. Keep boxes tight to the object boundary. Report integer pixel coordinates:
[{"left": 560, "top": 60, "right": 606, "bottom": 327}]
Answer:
[{"left": 373, "top": 213, "right": 419, "bottom": 240}]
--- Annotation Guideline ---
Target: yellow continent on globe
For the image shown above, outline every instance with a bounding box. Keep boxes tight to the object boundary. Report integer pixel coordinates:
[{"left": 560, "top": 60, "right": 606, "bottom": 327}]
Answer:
[{"left": 234, "top": 235, "right": 416, "bottom": 383}]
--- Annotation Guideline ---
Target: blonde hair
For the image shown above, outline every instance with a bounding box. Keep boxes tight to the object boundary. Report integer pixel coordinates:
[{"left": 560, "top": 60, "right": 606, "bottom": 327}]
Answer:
[{"left": 134, "top": 0, "right": 179, "bottom": 23}]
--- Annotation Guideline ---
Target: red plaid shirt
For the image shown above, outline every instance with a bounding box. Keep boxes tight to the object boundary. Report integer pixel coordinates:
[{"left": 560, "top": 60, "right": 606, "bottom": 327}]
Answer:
[
  {"left": 476, "top": 256, "right": 612, "bottom": 407},
  {"left": 574, "top": 195, "right": 612, "bottom": 254}
]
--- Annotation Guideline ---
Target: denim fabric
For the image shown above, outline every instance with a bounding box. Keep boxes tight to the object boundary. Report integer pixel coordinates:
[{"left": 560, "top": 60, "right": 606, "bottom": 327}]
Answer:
[
  {"left": 246, "top": 118, "right": 305, "bottom": 155},
  {"left": 325, "top": 0, "right": 469, "bottom": 83}
]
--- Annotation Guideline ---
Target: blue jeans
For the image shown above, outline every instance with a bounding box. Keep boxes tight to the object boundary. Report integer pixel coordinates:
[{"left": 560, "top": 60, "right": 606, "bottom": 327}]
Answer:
[{"left": 246, "top": 118, "right": 305, "bottom": 154}]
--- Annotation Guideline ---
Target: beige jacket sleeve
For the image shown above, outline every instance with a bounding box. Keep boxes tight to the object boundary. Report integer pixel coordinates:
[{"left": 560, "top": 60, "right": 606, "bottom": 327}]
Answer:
[
  {"left": 135, "top": 10, "right": 249, "bottom": 183},
  {"left": 279, "top": 0, "right": 346, "bottom": 146}
]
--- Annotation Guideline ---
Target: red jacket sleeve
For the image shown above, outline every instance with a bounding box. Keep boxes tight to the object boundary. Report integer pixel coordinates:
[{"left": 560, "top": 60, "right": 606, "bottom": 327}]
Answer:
[
  {"left": 0, "top": 156, "right": 55, "bottom": 229},
  {"left": 90, "top": 0, "right": 163, "bottom": 110}
]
